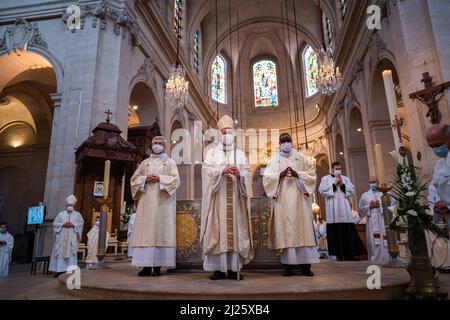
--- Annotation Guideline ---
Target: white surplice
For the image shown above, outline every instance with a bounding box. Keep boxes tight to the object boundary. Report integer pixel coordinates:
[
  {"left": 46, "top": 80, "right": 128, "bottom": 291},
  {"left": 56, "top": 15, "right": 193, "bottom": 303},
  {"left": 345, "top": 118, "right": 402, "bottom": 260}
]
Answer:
[
  {"left": 319, "top": 174, "right": 355, "bottom": 224},
  {"left": 49, "top": 210, "right": 84, "bottom": 273},
  {"left": 0, "top": 232, "right": 14, "bottom": 277},
  {"left": 358, "top": 190, "right": 390, "bottom": 263}
]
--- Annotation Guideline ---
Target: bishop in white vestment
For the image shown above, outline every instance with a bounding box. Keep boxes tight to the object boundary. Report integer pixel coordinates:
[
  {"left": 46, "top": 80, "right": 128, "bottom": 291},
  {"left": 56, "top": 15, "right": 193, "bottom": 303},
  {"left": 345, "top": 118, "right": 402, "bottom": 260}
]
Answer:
[
  {"left": 85, "top": 217, "right": 109, "bottom": 269},
  {"left": 200, "top": 115, "right": 254, "bottom": 280},
  {"left": 0, "top": 222, "right": 14, "bottom": 277},
  {"left": 130, "top": 136, "right": 180, "bottom": 277},
  {"left": 358, "top": 177, "right": 392, "bottom": 263},
  {"left": 263, "top": 133, "right": 319, "bottom": 276},
  {"left": 49, "top": 195, "right": 84, "bottom": 275},
  {"left": 319, "top": 161, "right": 366, "bottom": 261},
  {"left": 426, "top": 124, "right": 450, "bottom": 272}
]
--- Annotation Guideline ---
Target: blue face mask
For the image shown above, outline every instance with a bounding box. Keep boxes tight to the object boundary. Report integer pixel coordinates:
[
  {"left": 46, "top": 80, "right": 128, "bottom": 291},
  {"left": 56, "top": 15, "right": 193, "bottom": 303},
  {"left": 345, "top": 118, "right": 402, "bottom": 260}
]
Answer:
[
  {"left": 369, "top": 183, "right": 378, "bottom": 191},
  {"left": 433, "top": 145, "right": 449, "bottom": 158},
  {"left": 0, "top": 228, "right": 6, "bottom": 233}
]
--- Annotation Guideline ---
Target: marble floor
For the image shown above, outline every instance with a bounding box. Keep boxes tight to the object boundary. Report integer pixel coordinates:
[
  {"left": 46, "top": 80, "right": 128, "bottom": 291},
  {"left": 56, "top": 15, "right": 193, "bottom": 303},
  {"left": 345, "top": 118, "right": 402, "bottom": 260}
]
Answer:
[{"left": 2, "top": 260, "right": 449, "bottom": 300}]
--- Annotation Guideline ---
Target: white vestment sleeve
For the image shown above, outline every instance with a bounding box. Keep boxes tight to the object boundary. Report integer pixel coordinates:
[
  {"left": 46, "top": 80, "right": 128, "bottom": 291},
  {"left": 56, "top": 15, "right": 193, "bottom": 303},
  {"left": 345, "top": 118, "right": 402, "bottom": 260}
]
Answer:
[{"left": 319, "top": 176, "right": 335, "bottom": 198}]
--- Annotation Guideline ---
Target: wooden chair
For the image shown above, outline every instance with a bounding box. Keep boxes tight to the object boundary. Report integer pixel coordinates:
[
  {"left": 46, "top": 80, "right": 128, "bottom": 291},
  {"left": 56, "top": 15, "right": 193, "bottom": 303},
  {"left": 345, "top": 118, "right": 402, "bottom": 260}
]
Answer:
[
  {"left": 77, "top": 242, "right": 87, "bottom": 262},
  {"left": 30, "top": 256, "right": 50, "bottom": 275}
]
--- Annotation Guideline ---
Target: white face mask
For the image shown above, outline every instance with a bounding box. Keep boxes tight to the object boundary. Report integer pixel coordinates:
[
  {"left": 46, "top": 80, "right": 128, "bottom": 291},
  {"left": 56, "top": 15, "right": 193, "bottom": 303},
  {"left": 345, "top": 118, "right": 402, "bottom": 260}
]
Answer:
[
  {"left": 152, "top": 144, "right": 164, "bottom": 154},
  {"left": 334, "top": 169, "right": 342, "bottom": 177},
  {"left": 280, "top": 142, "right": 293, "bottom": 153},
  {"left": 221, "top": 133, "right": 235, "bottom": 146},
  {"left": 95, "top": 221, "right": 100, "bottom": 227},
  {"left": 66, "top": 205, "right": 74, "bottom": 212}
]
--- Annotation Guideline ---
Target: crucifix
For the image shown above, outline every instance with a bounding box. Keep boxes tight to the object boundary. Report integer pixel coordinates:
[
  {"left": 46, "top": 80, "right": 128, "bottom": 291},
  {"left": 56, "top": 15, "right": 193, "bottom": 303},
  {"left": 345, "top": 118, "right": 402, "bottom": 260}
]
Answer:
[
  {"left": 391, "top": 115, "right": 404, "bottom": 144},
  {"left": 105, "top": 109, "right": 112, "bottom": 123},
  {"left": 409, "top": 72, "right": 450, "bottom": 124}
]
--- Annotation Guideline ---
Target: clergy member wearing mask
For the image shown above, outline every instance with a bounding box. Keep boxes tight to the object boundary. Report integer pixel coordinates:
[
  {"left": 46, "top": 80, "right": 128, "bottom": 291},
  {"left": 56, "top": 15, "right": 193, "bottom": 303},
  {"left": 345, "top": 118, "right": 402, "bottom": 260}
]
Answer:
[
  {"left": 0, "top": 222, "right": 14, "bottom": 277},
  {"left": 358, "top": 177, "right": 393, "bottom": 263},
  {"left": 426, "top": 123, "right": 450, "bottom": 273},
  {"left": 49, "top": 194, "right": 84, "bottom": 277},
  {"left": 319, "top": 161, "right": 366, "bottom": 261},
  {"left": 263, "top": 133, "right": 319, "bottom": 277},
  {"left": 200, "top": 115, "right": 254, "bottom": 280},
  {"left": 130, "top": 136, "right": 180, "bottom": 277}
]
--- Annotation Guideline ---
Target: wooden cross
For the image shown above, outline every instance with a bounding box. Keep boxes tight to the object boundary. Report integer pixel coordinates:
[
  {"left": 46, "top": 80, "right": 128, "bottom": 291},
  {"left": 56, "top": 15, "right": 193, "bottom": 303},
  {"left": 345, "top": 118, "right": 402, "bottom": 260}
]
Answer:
[
  {"left": 391, "top": 115, "right": 404, "bottom": 143},
  {"left": 105, "top": 109, "right": 112, "bottom": 123},
  {"left": 409, "top": 72, "right": 450, "bottom": 124}
]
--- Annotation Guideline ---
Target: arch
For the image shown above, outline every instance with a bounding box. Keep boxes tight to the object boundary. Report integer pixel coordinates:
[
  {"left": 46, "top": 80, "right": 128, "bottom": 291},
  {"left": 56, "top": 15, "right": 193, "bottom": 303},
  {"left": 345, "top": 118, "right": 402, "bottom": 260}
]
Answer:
[
  {"left": 252, "top": 59, "right": 279, "bottom": 108},
  {"left": 347, "top": 107, "right": 370, "bottom": 200},
  {"left": 128, "top": 82, "right": 160, "bottom": 127},
  {"left": 0, "top": 48, "right": 64, "bottom": 94}
]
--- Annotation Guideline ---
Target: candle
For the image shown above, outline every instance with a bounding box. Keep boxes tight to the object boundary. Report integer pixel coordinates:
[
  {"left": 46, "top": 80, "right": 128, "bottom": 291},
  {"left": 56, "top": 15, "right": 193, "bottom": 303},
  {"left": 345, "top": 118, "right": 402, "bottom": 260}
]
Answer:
[
  {"left": 103, "top": 160, "right": 111, "bottom": 198},
  {"left": 374, "top": 144, "right": 386, "bottom": 185}
]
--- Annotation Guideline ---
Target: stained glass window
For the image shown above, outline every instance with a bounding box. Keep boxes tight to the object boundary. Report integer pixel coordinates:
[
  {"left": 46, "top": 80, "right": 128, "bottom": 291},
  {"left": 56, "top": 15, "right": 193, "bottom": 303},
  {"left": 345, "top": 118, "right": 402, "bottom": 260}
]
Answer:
[
  {"left": 173, "top": 0, "right": 182, "bottom": 35},
  {"left": 303, "top": 46, "right": 319, "bottom": 97},
  {"left": 211, "top": 55, "right": 226, "bottom": 104},
  {"left": 253, "top": 60, "right": 278, "bottom": 108},
  {"left": 193, "top": 30, "right": 200, "bottom": 75},
  {"left": 325, "top": 16, "right": 333, "bottom": 49}
]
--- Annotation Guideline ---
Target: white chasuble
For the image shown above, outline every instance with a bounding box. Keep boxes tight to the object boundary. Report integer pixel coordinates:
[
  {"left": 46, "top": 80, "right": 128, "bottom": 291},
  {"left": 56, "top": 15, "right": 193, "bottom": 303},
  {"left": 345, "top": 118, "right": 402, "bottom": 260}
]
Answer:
[
  {"left": 130, "top": 154, "right": 180, "bottom": 268},
  {"left": 263, "top": 150, "right": 319, "bottom": 265},
  {"left": 200, "top": 144, "right": 254, "bottom": 271},
  {"left": 49, "top": 210, "right": 84, "bottom": 273}
]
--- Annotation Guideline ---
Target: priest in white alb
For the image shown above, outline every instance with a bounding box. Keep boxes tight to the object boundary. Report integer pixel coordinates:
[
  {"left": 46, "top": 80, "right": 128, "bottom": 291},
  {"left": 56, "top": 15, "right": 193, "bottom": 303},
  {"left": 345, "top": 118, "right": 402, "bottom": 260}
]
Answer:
[
  {"left": 130, "top": 136, "right": 180, "bottom": 277},
  {"left": 200, "top": 115, "right": 254, "bottom": 280},
  {"left": 426, "top": 124, "right": 450, "bottom": 272},
  {"left": 85, "top": 217, "right": 109, "bottom": 269},
  {"left": 319, "top": 161, "right": 366, "bottom": 261},
  {"left": 49, "top": 195, "right": 84, "bottom": 276},
  {"left": 358, "top": 176, "right": 392, "bottom": 263},
  {"left": 263, "top": 133, "right": 319, "bottom": 276},
  {"left": 0, "top": 222, "right": 14, "bottom": 277}
]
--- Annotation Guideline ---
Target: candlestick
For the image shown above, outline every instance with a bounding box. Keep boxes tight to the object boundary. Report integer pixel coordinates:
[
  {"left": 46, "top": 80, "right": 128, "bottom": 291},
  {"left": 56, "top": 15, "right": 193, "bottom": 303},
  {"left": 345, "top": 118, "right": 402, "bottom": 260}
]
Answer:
[
  {"left": 103, "top": 160, "right": 110, "bottom": 198},
  {"left": 374, "top": 144, "right": 386, "bottom": 185}
]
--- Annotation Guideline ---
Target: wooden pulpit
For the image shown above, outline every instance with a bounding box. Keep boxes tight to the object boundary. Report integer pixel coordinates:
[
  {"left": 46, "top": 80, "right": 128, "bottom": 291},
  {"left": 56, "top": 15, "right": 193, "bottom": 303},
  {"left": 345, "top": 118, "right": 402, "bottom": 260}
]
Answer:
[{"left": 74, "top": 119, "right": 137, "bottom": 242}]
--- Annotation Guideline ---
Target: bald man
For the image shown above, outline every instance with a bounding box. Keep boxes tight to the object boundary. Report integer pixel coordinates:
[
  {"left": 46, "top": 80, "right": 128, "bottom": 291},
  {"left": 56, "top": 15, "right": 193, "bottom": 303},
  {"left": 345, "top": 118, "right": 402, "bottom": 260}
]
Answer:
[
  {"left": 130, "top": 136, "right": 180, "bottom": 277},
  {"left": 426, "top": 124, "right": 450, "bottom": 272}
]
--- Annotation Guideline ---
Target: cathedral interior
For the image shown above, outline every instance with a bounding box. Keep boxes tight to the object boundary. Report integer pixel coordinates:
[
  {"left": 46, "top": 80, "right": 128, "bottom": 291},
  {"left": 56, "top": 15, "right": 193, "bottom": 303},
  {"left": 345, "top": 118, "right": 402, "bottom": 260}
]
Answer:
[{"left": 0, "top": 0, "right": 449, "bottom": 283}]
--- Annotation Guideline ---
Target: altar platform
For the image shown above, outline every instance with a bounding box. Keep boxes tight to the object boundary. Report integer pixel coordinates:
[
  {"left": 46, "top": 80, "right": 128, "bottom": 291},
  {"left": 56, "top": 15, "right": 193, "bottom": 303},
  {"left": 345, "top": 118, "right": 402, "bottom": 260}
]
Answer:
[{"left": 57, "top": 260, "right": 411, "bottom": 300}]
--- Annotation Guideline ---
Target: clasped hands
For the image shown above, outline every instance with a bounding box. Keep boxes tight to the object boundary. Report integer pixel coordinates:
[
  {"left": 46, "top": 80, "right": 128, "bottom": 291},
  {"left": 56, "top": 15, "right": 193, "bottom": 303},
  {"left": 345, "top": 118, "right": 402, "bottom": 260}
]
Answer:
[
  {"left": 63, "top": 222, "right": 74, "bottom": 228},
  {"left": 147, "top": 174, "right": 160, "bottom": 183},
  {"left": 369, "top": 200, "right": 380, "bottom": 209},
  {"left": 223, "top": 165, "right": 241, "bottom": 177},
  {"left": 280, "top": 167, "right": 309, "bottom": 198},
  {"left": 435, "top": 201, "right": 450, "bottom": 216}
]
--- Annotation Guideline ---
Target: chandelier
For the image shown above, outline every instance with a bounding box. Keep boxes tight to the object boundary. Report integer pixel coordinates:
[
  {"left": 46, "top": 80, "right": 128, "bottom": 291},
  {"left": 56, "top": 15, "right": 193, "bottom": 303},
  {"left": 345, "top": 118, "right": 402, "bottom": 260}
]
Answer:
[
  {"left": 166, "top": 63, "right": 189, "bottom": 109},
  {"left": 315, "top": 47, "right": 342, "bottom": 95},
  {"left": 165, "top": 15, "right": 189, "bottom": 110},
  {"left": 315, "top": 0, "right": 342, "bottom": 95}
]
